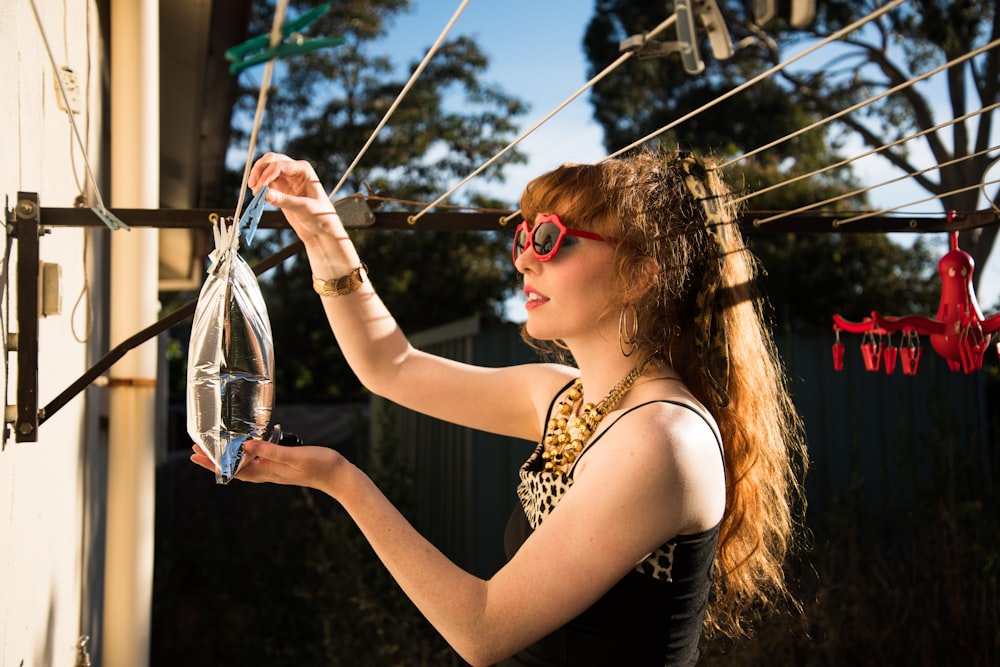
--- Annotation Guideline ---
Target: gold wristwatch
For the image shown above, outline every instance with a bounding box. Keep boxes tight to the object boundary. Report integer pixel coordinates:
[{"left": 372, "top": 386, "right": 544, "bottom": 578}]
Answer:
[{"left": 312, "top": 263, "right": 368, "bottom": 297}]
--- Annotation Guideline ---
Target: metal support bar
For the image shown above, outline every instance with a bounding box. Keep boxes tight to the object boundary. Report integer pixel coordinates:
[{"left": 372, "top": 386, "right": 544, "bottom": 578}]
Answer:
[
  {"left": 32, "top": 206, "right": 999, "bottom": 234},
  {"left": 13, "top": 192, "right": 40, "bottom": 442}
]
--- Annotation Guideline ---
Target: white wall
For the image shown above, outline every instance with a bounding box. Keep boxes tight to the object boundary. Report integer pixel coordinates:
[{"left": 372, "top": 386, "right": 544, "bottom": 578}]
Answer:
[{"left": 1, "top": 0, "right": 107, "bottom": 665}]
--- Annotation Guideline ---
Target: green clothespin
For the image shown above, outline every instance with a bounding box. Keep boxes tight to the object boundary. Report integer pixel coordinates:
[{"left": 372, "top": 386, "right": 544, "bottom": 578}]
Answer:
[{"left": 225, "top": 3, "right": 346, "bottom": 75}]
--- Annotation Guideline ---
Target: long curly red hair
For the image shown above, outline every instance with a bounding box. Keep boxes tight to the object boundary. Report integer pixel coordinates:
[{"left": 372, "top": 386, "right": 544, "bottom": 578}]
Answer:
[{"left": 518, "top": 147, "right": 808, "bottom": 637}]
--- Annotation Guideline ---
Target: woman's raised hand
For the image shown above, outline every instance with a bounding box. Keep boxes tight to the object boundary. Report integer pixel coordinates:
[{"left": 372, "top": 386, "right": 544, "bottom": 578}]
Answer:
[{"left": 248, "top": 152, "right": 341, "bottom": 243}]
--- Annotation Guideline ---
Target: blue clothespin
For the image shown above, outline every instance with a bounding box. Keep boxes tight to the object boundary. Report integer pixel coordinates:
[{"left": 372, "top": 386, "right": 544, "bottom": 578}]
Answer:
[
  {"left": 238, "top": 186, "right": 269, "bottom": 247},
  {"left": 225, "top": 3, "right": 346, "bottom": 75}
]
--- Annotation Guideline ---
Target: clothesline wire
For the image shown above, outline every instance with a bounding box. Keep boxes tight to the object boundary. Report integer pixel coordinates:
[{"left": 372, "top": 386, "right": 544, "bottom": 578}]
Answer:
[
  {"left": 488, "top": 0, "right": 907, "bottom": 227},
  {"left": 733, "top": 102, "right": 1000, "bottom": 206},
  {"left": 752, "top": 144, "right": 1000, "bottom": 228},
  {"left": 235, "top": 0, "right": 989, "bottom": 237},
  {"left": 718, "top": 36, "right": 1000, "bottom": 170},
  {"left": 832, "top": 176, "right": 1000, "bottom": 228},
  {"left": 602, "top": 0, "right": 908, "bottom": 164},
  {"left": 328, "top": 0, "right": 471, "bottom": 199},
  {"left": 407, "top": 14, "right": 680, "bottom": 225},
  {"left": 28, "top": 0, "right": 996, "bottom": 240}
]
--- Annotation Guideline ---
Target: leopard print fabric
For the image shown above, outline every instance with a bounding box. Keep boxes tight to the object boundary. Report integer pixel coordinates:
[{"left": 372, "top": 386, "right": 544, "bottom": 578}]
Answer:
[{"left": 516, "top": 441, "right": 679, "bottom": 583}]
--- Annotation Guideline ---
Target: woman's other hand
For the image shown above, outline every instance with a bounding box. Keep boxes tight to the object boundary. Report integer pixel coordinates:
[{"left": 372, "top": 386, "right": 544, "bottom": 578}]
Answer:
[{"left": 190, "top": 440, "right": 346, "bottom": 493}]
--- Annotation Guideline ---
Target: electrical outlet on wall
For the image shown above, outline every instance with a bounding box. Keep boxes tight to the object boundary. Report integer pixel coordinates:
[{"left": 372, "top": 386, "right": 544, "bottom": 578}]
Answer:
[
  {"left": 40, "top": 262, "right": 62, "bottom": 317},
  {"left": 56, "top": 66, "right": 82, "bottom": 114}
]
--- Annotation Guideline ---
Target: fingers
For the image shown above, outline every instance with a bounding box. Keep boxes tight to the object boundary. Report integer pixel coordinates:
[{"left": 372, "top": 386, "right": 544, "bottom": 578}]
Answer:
[
  {"left": 248, "top": 152, "right": 292, "bottom": 190},
  {"left": 189, "top": 441, "right": 272, "bottom": 481},
  {"left": 249, "top": 153, "right": 320, "bottom": 194},
  {"left": 189, "top": 444, "right": 219, "bottom": 473},
  {"left": 242, "top": 438, "right": 283, "bottom": 463}
]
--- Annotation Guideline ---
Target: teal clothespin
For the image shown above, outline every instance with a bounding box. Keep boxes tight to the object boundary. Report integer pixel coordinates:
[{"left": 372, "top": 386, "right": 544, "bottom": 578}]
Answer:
[{"left": 225, "top": 3, "right": 346, "bottom": 75}]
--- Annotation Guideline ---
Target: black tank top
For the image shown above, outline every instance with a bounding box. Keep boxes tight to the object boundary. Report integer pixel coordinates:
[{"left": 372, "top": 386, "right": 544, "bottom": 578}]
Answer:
[{"left": 497, "top": 381, "right": 723, "bottom": 667}]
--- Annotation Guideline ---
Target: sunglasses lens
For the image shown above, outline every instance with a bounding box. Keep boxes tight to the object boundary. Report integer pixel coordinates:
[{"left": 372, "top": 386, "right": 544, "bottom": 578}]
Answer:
[
  {"left": 514, "top": 227, "right": 530, "bottom": 258},
  {"left": 532, "top": 222, "right": 562, "bottom": 258}
]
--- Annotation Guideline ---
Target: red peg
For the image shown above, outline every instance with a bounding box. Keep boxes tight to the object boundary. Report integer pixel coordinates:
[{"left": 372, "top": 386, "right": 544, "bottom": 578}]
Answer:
[
  {"left": 882, "top": 345, "right": 898, "bottom": 375},
  {"left": 900, "top": 345, "right": 922, "bottom": 375},
  {"left": 861, "top": 341, "right": 881, "bottom": 371},
  {"left": 832, "top": 341, "right": 845, "bottom": 371},
  {"left": 959, "top": 337, "right": 988, "bottom": 373}
]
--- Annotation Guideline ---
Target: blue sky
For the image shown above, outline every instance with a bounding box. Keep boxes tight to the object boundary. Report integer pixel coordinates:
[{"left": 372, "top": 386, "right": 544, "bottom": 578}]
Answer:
[
  {"left": 377, "top": 1, "right": 999, "bottom": 309},
  {"left": 380, "top": 1, "right": 607, "bottom": 203}
]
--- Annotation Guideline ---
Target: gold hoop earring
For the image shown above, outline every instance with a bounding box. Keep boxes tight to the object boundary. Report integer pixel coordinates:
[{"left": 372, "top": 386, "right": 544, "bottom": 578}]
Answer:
[{"left": 619, "top": 303, "right": 639, "bottom": 357}]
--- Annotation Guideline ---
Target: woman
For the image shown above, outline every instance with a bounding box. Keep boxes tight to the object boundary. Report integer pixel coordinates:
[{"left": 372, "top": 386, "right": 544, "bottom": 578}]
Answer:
[{"left": 192, "top": 148, "right": 807, "bottom": 666}]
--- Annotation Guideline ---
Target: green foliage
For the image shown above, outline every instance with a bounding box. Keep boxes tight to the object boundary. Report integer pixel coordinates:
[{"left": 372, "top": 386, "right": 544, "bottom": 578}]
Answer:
[
  {"left": 583, "top": 2, "right": 844, "bottom": 158},
  {"left": 751, "top": 232, "right": 941, "bottom": 332}
]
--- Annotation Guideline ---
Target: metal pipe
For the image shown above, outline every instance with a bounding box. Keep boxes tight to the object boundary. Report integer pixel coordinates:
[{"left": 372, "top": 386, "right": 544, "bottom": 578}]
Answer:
[{"left": 103, "top": 1, "right": 159, "bottom": 665}]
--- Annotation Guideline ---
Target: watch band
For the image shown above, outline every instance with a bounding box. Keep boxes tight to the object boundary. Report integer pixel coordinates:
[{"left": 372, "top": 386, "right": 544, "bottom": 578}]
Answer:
[{"left": 312, "top": 262, "right": 368, "bottom": 297}]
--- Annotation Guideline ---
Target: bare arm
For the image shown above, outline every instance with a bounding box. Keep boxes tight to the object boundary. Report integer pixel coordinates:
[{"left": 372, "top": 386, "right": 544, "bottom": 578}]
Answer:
[
  {"left": 191, "top": 403, "right": 724, "bottom": 666},
  {"left": 250, "top": 153, "right": 570, "bottom": 441}
]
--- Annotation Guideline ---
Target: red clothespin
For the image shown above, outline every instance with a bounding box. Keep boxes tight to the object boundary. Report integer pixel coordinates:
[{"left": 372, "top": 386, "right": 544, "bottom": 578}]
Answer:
[
  {"left": 860, "top": 328, "right": 881, "bottom": 372},
  {"left": 900, "top": 329, "right": 922, "bottom": 376},
  {"left": 882, "top": 334, "right": 898, "bottom": 375},
  {"left": 959, "top": 321, "right": 989, "bottom": 373},
  {"left": 832, "top": 327, "right": 845, "bottom": 371}
]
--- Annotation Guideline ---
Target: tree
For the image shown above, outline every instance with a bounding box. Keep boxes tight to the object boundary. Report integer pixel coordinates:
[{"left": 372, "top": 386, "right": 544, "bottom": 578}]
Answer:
[
  {"left": 584, "top": 0, "right": 998, "bottom": 289},
  {"left": 226, "top": 0, "right": 529, "bottom": 401}
]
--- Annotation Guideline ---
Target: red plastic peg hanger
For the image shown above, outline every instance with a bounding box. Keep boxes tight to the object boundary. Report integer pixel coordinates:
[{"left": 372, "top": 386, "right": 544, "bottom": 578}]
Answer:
[{"left": 832, "top": 212, "right": 1000, "bottom": 375}]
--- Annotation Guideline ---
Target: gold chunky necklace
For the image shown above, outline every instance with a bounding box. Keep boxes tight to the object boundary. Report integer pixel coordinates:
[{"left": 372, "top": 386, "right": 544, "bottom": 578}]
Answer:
[{"left": 541, "top": 355, "right": 657, "bottom": 475}]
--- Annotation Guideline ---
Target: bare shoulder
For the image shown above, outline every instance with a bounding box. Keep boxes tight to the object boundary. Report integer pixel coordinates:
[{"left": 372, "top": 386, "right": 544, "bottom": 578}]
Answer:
[{"left": 576, "top": 398, "right": 726, "bottom": 534}]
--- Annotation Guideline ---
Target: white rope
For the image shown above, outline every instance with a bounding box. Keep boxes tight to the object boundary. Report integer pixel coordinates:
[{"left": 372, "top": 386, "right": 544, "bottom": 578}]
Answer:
[
  {"left": 28, "top": 0, "right": 125, "bottom": 229},
  {"left": 735, "top": 102, "right": 1000, "bottom": 206},
  {"left": 233, "top": 0, "right": 290, "bottom": 223},
  {"left": 328, "top": 0, "right": 471, "bottom": 199},
  {"left": 719, "top": 36, "right": 1000, "bottom": 170},
  {"left": 751, "top": 145, "right": 1000, "bottom": 227},
  {"left": 603, "top": 0, "right": 907, "bottom": 162},
  {"left": 830, "top": 176, "right": 1000, "bottom": 228},
  {"left": 408, "top": 14, "right": 680, "bottom": 225}
]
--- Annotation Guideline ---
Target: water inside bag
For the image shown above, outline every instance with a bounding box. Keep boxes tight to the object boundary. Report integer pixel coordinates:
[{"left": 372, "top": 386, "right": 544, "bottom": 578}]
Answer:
[{"left": 187, "top": 220, "right": 274, "bottom": 483}]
